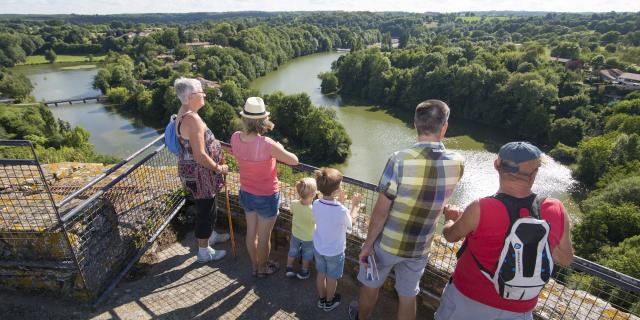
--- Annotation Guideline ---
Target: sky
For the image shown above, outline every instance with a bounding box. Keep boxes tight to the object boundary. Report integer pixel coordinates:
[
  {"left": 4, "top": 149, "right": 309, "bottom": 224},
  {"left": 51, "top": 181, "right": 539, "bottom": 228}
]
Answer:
[{"left": 1, "top": 0, "right": 639, "bottom": 15}]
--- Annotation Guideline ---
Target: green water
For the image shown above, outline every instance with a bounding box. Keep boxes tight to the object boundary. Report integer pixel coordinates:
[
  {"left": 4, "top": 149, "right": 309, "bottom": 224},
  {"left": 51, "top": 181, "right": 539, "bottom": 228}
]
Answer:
[
  {"left": 251, "top": 52, "right": 577, "bottom": 208},
  {"left": 12, "top": 63, "right": 161, "bottom": 158},
  {"left": 10, "top": 55, "right": 577, "bottom": 210}
]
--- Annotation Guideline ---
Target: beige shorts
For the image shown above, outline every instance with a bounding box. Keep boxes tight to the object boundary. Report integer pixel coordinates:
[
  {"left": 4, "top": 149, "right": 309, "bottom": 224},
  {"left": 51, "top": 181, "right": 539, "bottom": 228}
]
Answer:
[
  {"left": 435, "top": 283, "right": 534, "bottom": 320},
  {"left": 356, "top": 241, "right": 428, "bottom": 297}
]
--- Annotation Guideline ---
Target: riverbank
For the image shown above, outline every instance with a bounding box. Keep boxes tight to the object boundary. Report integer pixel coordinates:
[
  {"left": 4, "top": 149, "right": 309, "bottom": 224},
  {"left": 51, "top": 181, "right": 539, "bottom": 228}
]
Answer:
[
  {"left": 19, "top": 54, "right": 106, "bottom": 65},
  {"left": 12, "top": 51, "right": 577, "bottom": 212},
  {"left": 17, "top": 54, "right": 107, "bottom": 66},
  {"left": 250, "top": 52, "right": 577, "bottom": 212}
]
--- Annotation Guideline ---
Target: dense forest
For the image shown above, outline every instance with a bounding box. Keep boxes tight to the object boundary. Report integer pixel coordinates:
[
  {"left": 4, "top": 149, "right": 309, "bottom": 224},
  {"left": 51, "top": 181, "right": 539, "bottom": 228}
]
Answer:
[
  {"left": 0, "top": 12, "right": 639, "bottom": 308},
  {"left": 317, "top": 12, "right": 640, "bottom": 311}
]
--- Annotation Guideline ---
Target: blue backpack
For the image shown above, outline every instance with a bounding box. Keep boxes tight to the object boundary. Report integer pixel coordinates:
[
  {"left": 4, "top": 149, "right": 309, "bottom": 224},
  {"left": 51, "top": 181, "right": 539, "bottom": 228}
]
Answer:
[{"left": 165, "top": 114, "right": 181, "bottom": 155}]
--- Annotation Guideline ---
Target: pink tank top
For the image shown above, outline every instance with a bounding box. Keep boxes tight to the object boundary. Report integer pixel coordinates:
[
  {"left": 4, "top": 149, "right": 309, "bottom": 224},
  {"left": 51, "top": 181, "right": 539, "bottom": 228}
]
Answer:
[
  {"left": 452, "top": 197, "right": 565, "bottom": 313},
  {"left": 230, "top": 131, "right": 278, "bottom": 196}
]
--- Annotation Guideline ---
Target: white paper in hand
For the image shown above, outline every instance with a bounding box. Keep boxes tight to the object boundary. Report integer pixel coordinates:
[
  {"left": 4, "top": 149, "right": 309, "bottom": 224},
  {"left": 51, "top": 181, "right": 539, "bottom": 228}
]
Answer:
[{"left": 366, "top": 255, "right": 380, "bottom": 281}]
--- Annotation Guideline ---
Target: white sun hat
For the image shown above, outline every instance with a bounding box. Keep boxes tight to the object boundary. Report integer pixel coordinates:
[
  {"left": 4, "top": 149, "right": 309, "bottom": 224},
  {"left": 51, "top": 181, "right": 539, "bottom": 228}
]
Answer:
[{"left": 240, "top": 97, "right": 270, "bottom": 119}]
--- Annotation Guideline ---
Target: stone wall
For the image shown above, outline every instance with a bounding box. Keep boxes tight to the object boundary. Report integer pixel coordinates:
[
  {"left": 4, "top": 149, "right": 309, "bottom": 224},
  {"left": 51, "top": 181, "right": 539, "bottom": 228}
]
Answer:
[{"left": 0, "top": 161, "right": 181, "bottom": 301}]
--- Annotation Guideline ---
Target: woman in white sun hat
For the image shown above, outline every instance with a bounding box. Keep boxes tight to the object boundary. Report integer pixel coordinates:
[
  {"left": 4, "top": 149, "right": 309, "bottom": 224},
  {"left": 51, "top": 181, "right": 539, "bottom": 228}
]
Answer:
[{"left": 230, "top": 96, "right": 299, "bottom": 277}]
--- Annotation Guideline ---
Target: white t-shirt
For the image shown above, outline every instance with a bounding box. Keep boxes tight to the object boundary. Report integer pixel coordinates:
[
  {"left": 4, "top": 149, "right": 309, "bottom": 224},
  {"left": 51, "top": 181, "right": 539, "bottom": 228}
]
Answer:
[{"left": 312, "top": 198, "right": 352, "bottom": 256}]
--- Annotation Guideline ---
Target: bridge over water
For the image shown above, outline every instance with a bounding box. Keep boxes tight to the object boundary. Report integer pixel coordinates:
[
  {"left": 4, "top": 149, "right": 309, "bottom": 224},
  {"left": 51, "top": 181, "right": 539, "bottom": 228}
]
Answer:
[
  {"left": 41, "top": 95, "right": 106, "bottom": 106},
  {"left": 0, "top": 136, "right": 639, "bottom": 319}
]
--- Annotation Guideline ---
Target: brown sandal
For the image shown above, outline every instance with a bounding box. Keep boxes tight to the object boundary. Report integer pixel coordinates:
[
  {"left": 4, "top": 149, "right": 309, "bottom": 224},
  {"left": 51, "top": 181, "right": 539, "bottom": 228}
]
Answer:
[{"left": 257, "top": 261, "right": 280, "bottom": 278}]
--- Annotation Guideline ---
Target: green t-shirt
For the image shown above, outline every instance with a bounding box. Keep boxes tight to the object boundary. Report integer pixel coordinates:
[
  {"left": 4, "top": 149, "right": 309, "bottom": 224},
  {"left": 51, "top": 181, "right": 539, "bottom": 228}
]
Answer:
[{"left": 291, "top": 200, "right": 315, "bottom": 241}]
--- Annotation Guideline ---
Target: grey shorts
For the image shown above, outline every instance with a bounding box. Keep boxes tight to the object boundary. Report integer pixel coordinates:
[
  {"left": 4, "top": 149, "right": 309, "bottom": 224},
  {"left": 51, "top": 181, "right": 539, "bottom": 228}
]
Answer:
[
  {"left": 435, "top": 283, "right": 534, "bottom": 320},
  {"left": 356, "top": 241, "right": 428, "bottom": 297}
]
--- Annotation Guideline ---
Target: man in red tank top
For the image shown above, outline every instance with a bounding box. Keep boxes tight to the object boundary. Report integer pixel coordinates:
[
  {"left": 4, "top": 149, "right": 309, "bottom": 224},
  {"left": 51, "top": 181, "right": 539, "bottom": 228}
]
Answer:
[{"left": 435, "top": 142, "right": 574, "bottom": 320}]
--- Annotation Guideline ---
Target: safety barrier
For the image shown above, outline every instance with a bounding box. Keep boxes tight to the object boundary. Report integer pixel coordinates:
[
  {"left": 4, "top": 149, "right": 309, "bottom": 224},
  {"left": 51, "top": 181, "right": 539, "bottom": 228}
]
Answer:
[
  {"left": 1, "top": 137, "right": 638, "bottom": 318},
  {"left": 217, "top": 142, "right": 640, "bottom": 320},
  {"left": 0, "top": 137, "right": 185, "bottom": 304}
]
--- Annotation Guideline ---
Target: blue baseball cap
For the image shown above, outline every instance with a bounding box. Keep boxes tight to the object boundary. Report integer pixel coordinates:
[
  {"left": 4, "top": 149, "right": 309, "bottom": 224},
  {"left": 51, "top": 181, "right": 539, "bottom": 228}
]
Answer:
[{"left": 497, "top": 142, "right": 542, "bottom": 174}]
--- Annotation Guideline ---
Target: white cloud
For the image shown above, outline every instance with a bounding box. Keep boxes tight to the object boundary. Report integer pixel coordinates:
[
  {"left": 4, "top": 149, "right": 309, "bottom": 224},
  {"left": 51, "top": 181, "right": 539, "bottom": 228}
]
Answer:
[{"left": 1, "top": 0, "right": 639, "bottom": 14}]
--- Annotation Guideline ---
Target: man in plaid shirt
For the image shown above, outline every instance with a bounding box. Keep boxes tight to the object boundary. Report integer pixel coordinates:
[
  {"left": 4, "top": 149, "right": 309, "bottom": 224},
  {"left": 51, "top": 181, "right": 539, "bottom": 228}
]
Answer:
[{"left": 349, "top": 100, "right": 464, "bottom": 320}]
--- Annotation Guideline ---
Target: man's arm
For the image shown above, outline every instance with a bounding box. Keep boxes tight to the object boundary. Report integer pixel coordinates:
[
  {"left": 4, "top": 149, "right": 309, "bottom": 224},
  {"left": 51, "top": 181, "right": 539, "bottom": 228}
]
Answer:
[
  {"left": 443, "top": 199, "right": 480, "bottom": 243},
  {"left": 358, "top": 193, "right": 392, "bottom": 265},
  {"left": 552, "top": 211, "right": 574, "bottom": 266}
]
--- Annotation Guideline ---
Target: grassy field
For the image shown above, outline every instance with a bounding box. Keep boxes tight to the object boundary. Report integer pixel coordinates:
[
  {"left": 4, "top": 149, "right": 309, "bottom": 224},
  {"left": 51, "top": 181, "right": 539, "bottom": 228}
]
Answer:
[
  {"left": 21, "top": 54, "right": 106, "bottom": 65},
  {"left": 423, "top": 21, "right": 438, "bottom": 29},
  {"left": 459, "top": 16, "right": 511, "bottom": 22}
]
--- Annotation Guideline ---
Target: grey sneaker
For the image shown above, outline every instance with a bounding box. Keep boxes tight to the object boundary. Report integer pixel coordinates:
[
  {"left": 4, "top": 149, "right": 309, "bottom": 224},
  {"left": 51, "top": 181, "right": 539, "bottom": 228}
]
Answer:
[
  {"left": 197, "top": 248, "right": 226, "bottom": 263},
  {"left": 323, "top": 293, "right": 341, "bottom": 312},
  {"left": 285, "top": 266, "right": 297, "bottom": 278},
  {"left": 317, "top": 297, "right": 326, "bottom": 309},
  {"left": 348, "top": 300, "right": 359, "bottom": 320},
  {"left": 296, "top": 269, "right": 310, "bottom": 280},
  {"left": 209, "top": 232, "right": 230, "bottom": 245}
]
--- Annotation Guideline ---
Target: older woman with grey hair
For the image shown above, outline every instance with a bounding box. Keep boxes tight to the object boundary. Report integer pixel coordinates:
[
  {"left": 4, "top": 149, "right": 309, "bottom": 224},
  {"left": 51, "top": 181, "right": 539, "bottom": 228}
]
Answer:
[{"left": 174, "top": 77, "right": 230, "bottom": 263}]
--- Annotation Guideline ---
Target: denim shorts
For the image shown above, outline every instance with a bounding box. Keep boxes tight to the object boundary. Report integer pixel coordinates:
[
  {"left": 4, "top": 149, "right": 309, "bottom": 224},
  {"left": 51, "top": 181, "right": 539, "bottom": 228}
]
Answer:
[
  {"left": 314, "top": 250, "right": 345, "bottom": 279},
  {"left": 288, "top": 235, "right": 315, "bottom": 262},
  {"left": 239, "top": 190, "right": 280, "bottom": 219}
]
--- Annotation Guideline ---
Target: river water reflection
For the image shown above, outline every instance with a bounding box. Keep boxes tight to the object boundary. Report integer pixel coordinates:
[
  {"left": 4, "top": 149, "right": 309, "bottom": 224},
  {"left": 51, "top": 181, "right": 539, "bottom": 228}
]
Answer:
[
  {"left": 12, "top": 56, "right": 576, "bottom": 209},
  {"left": 13, "top": 63, "right": 161, "bottom": 158},
  {"left": 251, "top": 52, "right": 577, "bottom": 208}
]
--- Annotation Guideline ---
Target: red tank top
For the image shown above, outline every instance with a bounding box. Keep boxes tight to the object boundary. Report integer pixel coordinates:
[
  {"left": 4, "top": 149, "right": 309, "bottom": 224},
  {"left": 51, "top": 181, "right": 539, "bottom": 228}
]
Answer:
[
  {"left": 452, "top": 197, "right": 566, "bottom": 313},
  {"left": 230, "top": 131, "right": 278, "bottom": 196}
]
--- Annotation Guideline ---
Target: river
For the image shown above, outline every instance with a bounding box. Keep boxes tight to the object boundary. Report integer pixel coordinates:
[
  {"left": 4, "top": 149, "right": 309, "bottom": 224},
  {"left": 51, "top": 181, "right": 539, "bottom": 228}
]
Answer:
[
  {"left": 13, "top": 54, "right": 577, "bottom": 210},
  {"left": 251, "top": 52, "right": 577, "bottom": 208},
  {"left": 12, "top": 63, "right": 161, "bottom": 158}
]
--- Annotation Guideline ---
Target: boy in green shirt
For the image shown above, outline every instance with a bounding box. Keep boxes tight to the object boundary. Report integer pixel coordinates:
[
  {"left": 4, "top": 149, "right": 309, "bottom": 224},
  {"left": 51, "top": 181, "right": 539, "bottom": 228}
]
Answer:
[{"left": 286, "top": 177, "right": 317, "bottom": 279}]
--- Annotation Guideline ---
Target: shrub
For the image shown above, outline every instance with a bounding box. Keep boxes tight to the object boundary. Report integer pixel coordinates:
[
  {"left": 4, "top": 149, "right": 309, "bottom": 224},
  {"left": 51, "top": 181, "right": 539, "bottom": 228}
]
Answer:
[{"left": 549, "top": 142, "right": 577, "bottom": 164}]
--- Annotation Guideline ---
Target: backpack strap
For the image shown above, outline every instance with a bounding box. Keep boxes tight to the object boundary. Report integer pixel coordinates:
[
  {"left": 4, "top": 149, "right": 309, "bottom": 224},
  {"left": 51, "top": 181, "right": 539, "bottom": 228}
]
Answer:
[
  {"left": 176, "top": 110, "right": 194, "bottom": 138},
  {"left": 530, "top": 196, "right": 545, "bottom": 219},
  {"left": 456, "top": 193, "right": 545, "bottom": 279},
  {"left": 492, "top": 193, "right": 538, "bottom": 232}
]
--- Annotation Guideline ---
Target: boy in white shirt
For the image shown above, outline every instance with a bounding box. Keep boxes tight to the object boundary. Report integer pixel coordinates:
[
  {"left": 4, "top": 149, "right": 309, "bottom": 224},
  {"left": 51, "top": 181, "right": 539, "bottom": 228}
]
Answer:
[{"left": 313, "top": 168, "right": 361, "bottom": 312}]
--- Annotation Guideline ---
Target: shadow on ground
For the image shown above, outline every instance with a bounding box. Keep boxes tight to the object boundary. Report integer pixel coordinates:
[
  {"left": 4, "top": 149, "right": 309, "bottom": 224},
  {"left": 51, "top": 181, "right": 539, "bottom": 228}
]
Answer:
[{"left": 0, "top": 228, "right": 435, "bottom": 320}]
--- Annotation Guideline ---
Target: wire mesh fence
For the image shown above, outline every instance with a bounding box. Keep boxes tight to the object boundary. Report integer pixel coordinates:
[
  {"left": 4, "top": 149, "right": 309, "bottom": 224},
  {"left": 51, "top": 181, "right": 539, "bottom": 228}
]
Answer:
[
  {"left": 0, "top": 140, "right": 79, "bottom": 295},
  {"left": 2, "top": 137, "right": 639, "bottom": 318},
  {"left": 61, "top": 144, "right": 184, "bottom": 297},
  {"left": 217, "top": 142, "right": 640, "bottom": 320},
  {"left": 0, "top": 139, "right": 184, "bottom": 301},
  {"left": 0, "top": 141, "right": 63, "bottom": 235}
]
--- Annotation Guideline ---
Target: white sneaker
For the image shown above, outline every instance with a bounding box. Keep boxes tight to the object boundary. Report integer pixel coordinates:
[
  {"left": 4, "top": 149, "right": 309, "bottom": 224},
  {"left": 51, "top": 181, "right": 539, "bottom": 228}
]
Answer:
[
  {"left": 209, "top": 232, "right": 230, "bottom": 245},
  {"left": 197, "top": 247, "right": 226, "bottom": 263}
]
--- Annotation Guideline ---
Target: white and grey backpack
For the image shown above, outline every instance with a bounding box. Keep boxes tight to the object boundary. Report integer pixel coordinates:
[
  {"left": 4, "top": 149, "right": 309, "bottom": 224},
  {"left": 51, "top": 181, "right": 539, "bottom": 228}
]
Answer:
[{"left": 458, "top": 193, "right": 553, "bottom": 300}]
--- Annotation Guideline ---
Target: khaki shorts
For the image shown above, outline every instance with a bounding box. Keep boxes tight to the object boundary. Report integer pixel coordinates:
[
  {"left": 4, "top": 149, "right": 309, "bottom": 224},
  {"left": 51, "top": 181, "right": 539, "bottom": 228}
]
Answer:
[
  {"left": 356, "top": 241, "right": 428, "bottom": 297},
  {"left": 435, "top": 283, "right": 534, "bottom": 320}
]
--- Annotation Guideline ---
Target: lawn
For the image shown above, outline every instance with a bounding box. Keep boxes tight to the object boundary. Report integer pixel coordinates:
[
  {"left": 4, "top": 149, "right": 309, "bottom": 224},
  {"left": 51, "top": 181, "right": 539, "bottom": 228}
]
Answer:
[{"left": 21, "top": 54, "right": 106, "bottom": 65}]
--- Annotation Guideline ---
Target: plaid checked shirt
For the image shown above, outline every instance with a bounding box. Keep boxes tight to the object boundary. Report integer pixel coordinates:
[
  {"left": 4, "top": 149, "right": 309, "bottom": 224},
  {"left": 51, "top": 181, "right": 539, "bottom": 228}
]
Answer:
[{"left": 376, "top": 141, "right": 464, "bottom": 258}]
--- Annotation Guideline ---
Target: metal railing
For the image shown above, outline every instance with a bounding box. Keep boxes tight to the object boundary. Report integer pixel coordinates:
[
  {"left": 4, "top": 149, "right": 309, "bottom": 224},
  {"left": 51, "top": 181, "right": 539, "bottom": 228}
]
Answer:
[
  {"left": 1, "top": 137, "right": 639, "bottom": 318},
  {"left": 217, "top": 142, "right": 640, "bottom": 320},
  {"left": 0, "top": 137, "right": 185, "bottom": 303}
]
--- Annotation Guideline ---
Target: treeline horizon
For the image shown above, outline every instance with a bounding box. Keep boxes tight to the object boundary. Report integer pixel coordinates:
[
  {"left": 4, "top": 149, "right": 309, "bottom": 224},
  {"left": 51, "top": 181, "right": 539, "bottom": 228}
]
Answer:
[
  {"left": 0, "top": 13, "right": 639, "bottom": 311},
  {"left": 0, "top": 10, "right": 632, "bottom": 22}
]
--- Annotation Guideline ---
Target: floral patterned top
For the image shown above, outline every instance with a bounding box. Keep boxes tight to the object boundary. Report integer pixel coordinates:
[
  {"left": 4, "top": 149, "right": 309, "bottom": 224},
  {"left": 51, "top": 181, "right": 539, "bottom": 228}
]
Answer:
[{"left": 177, "top": 116, "right": 224, "bottom": 199}]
